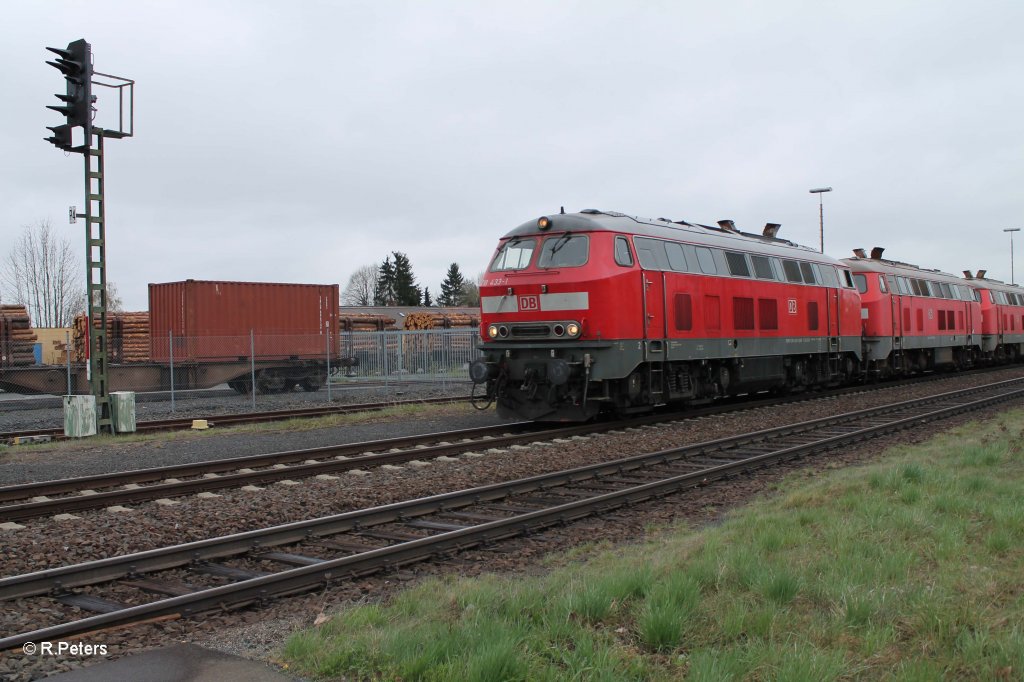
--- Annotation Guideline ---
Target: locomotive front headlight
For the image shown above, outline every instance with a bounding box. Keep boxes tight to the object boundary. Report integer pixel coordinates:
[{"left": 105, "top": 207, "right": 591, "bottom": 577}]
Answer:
[
  {"left": 537, "top": 216, "right": 552, "bottom": 230},
  {"left": 567, "top": 322, "right": 581, "bottom": 337},
  {"left": 488, "top": 324, "right": 499, "bottom": 339}
]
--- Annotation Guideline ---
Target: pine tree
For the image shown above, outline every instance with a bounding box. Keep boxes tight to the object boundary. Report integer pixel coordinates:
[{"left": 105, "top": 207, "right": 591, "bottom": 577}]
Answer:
[
  {"left": 374, "top": 256, "right": 396, "bottom": 305},
  {"left": 392, "top": 252, "right": 422, "bottom": 305},
  {"left": 423, "top": 287, "right": 433, "bottom": 307},
  {"left": 438, "top": 263, "right": 466, "bottom": 307}
]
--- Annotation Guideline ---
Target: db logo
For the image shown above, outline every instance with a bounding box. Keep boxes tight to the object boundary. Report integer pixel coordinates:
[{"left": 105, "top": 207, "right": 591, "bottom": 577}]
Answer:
[
  {"left": 518, "top": 295, "right": 540, "bottom": 311},
  {"left": 787, "top": 299, "right": 798, "bottom": 315}
]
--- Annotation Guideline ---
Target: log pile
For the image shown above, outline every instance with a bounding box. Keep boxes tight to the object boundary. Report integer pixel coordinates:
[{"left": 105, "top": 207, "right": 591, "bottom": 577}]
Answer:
[
  {"left": 73, "top": 311, "right": 151, "bottom": 363},
  {"left": 112, "top": 312, "right": 150, "bottom": 363},
  {"left": 0, "top": 305, "right": 38, "bottom": 367},
  {"left": 338, "top": 314, "right": 397, "bottom": 332},
  {"left": 402, "top": 311, "right": 479, "bottom": 330}
]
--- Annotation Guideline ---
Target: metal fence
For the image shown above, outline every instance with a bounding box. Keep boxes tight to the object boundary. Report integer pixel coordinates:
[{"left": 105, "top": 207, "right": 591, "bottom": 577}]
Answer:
[{"left": 0, "top": 329, "right": 481, "bottom": 419}]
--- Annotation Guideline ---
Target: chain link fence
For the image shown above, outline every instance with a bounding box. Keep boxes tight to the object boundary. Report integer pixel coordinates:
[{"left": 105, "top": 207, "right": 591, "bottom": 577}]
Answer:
[{"left": 0, "top": 329, "right": 481, "bottom": 420}]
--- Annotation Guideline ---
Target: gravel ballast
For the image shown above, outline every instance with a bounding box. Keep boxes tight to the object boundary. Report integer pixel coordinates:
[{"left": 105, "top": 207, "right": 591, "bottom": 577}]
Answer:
[{"left": 1, "top": 366, "right": 1022, "bottom": 680}]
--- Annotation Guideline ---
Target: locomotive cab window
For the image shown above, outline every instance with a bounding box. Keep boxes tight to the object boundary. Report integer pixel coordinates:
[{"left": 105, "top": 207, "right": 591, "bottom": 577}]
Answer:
[
  {"left": 633, "top": 237, "right": 670, "bottom": 270},
  {"left": 538, "top": 234, "right": 589, "bottom": 268},
  {"left": 490, "top": 237, "right": 537, "bottom": 271},
  {"left": 614, "top": 236, "right": 634, "bottom": 267},
  {"left": 877, "top": 275, "right": 888, "bottom": 293},
  {"left": 853, "top": 274, "right": 869, "bottom": 294},
  {"left": 818, "top": 265, "right": 840, "bottom": 288},
  {"left": 842, "top": 269, "right": 855, "bottom": 288}
]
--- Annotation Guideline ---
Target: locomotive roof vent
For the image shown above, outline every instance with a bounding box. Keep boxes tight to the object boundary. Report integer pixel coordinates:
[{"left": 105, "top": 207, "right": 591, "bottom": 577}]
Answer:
[
  {"left": 977, "top": 269, "right": 987, "bottom": 279},
  {"left": 963, "top": 270, "right": 974, "bottom": 279},
  {"left": 717, "top": 219, "right": 737, "bottom": 233},
  {"left": 870, "top": 247, "right": 885, "bottom": 260},
  {"left": 762, "top": 223, "right": 781, "bottom": 238},
  {"left": 853, "top": 248, "right": 867, "bottom": 259}
]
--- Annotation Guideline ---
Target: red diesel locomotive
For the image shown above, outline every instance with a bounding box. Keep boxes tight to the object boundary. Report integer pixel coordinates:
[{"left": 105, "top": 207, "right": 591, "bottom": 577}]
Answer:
[
  {"left": 842, "top": 249, "right": 983, "bottom": 375},
  {"left": 469, "top": 210, "right": 863, "bottom": 421},
  {"left": 963, "top": 271, "right": 1024, "bottom": 362}
]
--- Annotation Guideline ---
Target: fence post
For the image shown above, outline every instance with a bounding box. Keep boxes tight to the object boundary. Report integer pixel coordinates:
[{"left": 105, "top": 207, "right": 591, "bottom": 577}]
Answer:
[
  {"left": 382, "top": 331, "right": 389, "bottom": 394},
  {"left": 326, "top": 328, "right": 332, "bottom": 402},
  {"left": 169, "top": 330, "right": 175, "bottom": 413},
  {"left": 65, "top": 330, "right": 72, "bottom": 395},
  {"left": 250, "top": 330, "right": 256, "bottom": 410}
]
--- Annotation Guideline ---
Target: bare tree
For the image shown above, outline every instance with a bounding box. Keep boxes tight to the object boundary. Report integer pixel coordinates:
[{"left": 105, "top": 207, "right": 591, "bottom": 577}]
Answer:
[
  {"left": 2, "top": 220, "right": 82, "bottom": 327},
  {"left": 342, "top": 264, "right": 379, "bottom": 306},
  {"left": 460, "top": 272, "right": 483, "bottom": 307}
]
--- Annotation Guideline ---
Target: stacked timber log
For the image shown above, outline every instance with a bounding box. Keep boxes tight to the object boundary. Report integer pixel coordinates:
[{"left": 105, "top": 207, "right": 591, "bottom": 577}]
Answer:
[
  {"left": 113, "top": 312, "right": 150, "bottom": 363},
  {"left": 73, "top": 311, "right": 151, "bottom": 363},
  {"left": 0, "top": 305, "right": 38, "bottom": 367},
  {"left": 402, "top": 311, "right": 479, "bottom": 330},
  {"left": 401, "top": 310, "right": 481, "bottom": 364},
  {"left": 338, "top": 313, "right": 397, "bottom": 332}
]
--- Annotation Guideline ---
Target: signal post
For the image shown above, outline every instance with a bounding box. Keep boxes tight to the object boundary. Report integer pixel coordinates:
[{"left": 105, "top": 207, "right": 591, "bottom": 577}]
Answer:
[{"left": 45, "top": 38, "right": 134, "bottom": 433}]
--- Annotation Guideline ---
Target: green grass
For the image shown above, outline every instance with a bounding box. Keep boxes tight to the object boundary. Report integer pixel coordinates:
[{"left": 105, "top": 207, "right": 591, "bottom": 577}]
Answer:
[{"left": 281, "top": 409, "right": 1024, "bottom": 681}]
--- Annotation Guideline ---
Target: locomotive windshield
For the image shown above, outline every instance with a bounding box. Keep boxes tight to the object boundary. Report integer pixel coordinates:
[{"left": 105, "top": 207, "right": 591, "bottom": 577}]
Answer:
[
  {"left": 537, "top": 234, "right": 589, "bottom": 268},
  {"left": 490, "top": 237, "right": 537, "bottom": 271}
]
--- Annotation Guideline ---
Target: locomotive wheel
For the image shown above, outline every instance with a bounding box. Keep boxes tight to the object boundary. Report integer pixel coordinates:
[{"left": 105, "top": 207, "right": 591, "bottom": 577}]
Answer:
[{"left": 301, "top": 377, "right": 322, "bottom": 392}]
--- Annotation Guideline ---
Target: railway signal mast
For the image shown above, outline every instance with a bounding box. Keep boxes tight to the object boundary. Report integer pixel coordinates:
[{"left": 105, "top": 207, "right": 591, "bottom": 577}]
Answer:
[{"left": 45, "top": 38, "right": 134, "bottom": 434}]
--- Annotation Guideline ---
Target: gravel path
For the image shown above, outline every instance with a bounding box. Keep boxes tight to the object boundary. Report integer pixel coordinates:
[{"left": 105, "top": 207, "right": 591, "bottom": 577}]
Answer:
[
  {"left": 0, "top": 380, "right": 473, "bottom": 434},
  {"left": 1, "top": 366, "right": 1022, "bottom": 680}
]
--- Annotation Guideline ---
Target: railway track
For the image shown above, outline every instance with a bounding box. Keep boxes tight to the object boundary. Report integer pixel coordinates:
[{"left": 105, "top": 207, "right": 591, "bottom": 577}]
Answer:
[
  {"left": 2, "top": 377, "right": 1021, "bottom": 651},
  {"left": 0, "top": 395, "right": 470, "bottom": 444},
  {"left": 0, "top": 369, "right": 1015, "bottom": 523}
]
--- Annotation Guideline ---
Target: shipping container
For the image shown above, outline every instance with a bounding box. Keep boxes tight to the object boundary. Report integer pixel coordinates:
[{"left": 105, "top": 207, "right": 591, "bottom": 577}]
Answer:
[{"left": 149, "top": 280, "right": 339, "bottom": 363}]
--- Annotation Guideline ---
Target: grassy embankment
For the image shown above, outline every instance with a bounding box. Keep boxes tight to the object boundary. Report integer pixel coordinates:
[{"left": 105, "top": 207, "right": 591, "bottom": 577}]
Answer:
[{"left": 283, "top": 409, "right": 1024, "bottom": 680}]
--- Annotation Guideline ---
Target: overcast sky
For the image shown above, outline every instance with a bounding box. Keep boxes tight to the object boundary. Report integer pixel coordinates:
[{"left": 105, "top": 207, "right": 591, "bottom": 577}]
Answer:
[{"left": 3, "top": 1, "right": 1023, "bottom": 311}]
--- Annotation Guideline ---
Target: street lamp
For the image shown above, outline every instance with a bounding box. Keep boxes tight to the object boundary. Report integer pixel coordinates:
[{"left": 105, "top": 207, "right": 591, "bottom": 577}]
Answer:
[
  {"left": 1005, "top": 228, "right": 1021, "bottom": 284},
  {"left": 809, "top": 187, "right": 832, "bottom": 253}
]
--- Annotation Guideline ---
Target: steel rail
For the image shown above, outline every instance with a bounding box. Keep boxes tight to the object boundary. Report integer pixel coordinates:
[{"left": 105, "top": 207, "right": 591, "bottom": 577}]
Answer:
[
  {"left": 3, "top": 373, "right": 1019, "bottom": 517},
  {"left": 0, "top": 395, "right": 471, "bottom": 444},
  {"left": 1, "top": 379, "right": 1020, "bottom": 650},
  {"left": 0, "top": 413, "right": 697, "bottom": 521},
  {"left": 0, "top": 422, "right": 535, "bottom": 503}
]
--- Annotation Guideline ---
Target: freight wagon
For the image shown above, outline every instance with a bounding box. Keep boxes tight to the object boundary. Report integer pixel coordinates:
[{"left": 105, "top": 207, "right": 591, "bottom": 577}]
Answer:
[{"left": 0, "top": 281, "right": 343, "bottom": 395}]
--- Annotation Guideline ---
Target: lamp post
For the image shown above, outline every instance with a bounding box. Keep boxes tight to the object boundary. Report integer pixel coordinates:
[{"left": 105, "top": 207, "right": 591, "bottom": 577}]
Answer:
[
  {"left": 1005, "top": 228, "right": 1021, "bottom": 284},
  {"left": 809, "top": 187, "right": 832, "bottom": 253}
]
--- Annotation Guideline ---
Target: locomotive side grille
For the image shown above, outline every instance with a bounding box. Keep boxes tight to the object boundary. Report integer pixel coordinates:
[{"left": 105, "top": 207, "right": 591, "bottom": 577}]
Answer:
[{"left": 510, "top": 324, "right": 551, "bottom": 338}]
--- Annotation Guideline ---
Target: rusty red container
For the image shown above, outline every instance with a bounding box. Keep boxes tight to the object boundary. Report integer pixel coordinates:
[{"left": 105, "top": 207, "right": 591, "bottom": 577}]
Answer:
[{"left": 149, "top": 280, "right": 339, "bottom": 363}]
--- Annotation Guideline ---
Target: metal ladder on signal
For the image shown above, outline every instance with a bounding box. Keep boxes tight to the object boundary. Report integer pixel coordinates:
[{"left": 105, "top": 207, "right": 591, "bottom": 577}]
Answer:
[{"left": 84, "top": 132, "right": 112, "bottom": 432}]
